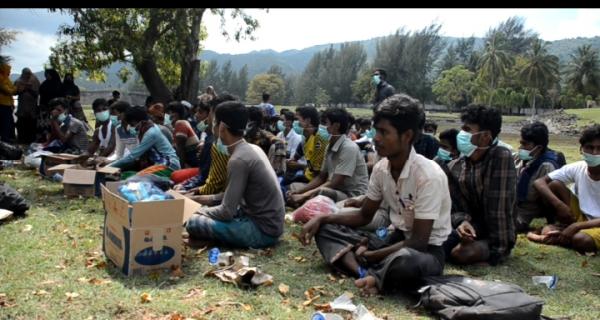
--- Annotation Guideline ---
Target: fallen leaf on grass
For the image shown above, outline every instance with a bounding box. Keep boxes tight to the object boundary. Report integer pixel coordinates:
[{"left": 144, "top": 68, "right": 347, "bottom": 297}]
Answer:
[
  {"left": 581, "top": 260, "right": 588, "bottom": 268},
  {"left": 327, "top": 274, "right": 337, "bottom": 282},
  {"left": 591, "top": 273, "right": 600, "bottom": 277},
  {"left": 183, "top": 288, "right": 206, "bottom": 300},
  {"left": 216, "top": 301, "right": 253, "bottom": 311},
  {"left": 65, "top": 292, "right": 79, "bottom": 301},
  {"left": 313, "top": 302, "right": 332, "bottom": 312},
  {"left": 166, "top": 312, "right": 185, "bottom": 320},
  {"left": 40, "top": 280, "right": 60, "bottom": 286},
  {"left": 302, "top": 295, "right": 321, "bottom": 306},
  {"left": 294, "top": 256, "right": 307, "bottom": 263},
  {"left": 194, "top": 247, "right": 208, "bottom": 257},
  {"left": 21, "top": 224, "right": 32, "bottom": 232},
  {"left": 278, "top": 283, "right": 290, "bottom": 297},
  {"left": 33, "top": 290, "right": 50, "bottom": 296},
  {"left": 0, "top": 293, "right": 16, "bottom": 308},
  {"left": 170, "top": 266, "right": 184, "bottom": 278},
  {"left": 140, "top": 292, "right": 152, "bottom": 304}
]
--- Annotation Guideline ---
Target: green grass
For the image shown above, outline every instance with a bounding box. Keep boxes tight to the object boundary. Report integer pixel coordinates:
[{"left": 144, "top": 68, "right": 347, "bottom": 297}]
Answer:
[
  {"left": 565, "top": 108, "right": 600, "bottom": 128},
  {"left": 1, "top": 109, "right": 598, "bottom": 319}
]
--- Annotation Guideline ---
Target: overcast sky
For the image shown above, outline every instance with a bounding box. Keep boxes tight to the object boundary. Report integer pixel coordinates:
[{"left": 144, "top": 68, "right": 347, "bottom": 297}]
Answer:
[{"left": 1, "top": 8, "right": 600, "bottom": 73}]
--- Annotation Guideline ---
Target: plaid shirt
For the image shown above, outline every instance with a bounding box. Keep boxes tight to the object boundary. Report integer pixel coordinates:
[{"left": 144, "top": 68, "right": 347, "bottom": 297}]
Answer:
[{"left": 448, "top": 144, "right": 517, "bottom": 265}]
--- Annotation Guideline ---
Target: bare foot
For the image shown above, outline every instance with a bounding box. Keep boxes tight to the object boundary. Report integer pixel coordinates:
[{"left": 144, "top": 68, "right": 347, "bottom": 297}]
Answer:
[
  {"left": 355, "top": 275, "right": 379, "bottom": 296},
  {"left": 527, "top": 231, "right": 545, "bottom": 243}
]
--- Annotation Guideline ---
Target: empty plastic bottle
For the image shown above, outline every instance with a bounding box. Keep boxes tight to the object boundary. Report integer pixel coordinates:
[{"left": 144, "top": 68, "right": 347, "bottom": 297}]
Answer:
[
  {"left": 52, "top": 173, "right": 63, "bottom": 183},
  {"left": 311, "top": 312, "right": 344, "bottom": 320},
  {"left": 376, "top": 227, "right": 388, "bottom": 240},
  {"left": 208, "top": 247, "right": 220, "bottom": 265}
]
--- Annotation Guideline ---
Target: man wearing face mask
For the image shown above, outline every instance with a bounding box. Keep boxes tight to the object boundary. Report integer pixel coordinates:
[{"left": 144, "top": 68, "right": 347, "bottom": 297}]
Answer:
[
  {"left": 45, "top": 97, "right": 90, "bottom": 154},
  {"left": 107, "top": 106, "right": 180, "bottom": 176},
  {"left": 372, "top": 68, "right": 395, "bottom": 111},
  {"left": 442, "top": 104, "right": 516, "bottom": 266},
  {"left": 513, "top": 122, "right": 562, "bottom": 232},
  {"left": 288, "top": 107, "right": 368, "bottom": 206},
  {"left": 529, "top": 124, "right": 600, "bottom": 254},
  {"left": 86, "top": 98, "right": 116, "bottom": 161},
  {"left": 185, "top": 101, "right": 285, "bottom": 249}
]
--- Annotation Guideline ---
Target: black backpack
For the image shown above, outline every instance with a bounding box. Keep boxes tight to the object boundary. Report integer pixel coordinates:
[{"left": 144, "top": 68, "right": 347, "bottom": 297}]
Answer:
[{"left": 417, "top": 275, "right": 544, "bottom": 320}]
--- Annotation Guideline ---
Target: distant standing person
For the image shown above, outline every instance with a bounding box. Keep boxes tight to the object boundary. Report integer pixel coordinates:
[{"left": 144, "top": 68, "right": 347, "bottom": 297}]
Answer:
[
  {"left": 38, "top": 69, "right": 63, "bottom": 142},
  {"left": 108, "top": 90, "right": 120, "bottom": 106},
  {"left": 0, "top": 57, "right": 17, "bottom": 142},
  {"left": 14, "top": 68, "right": 40, "bottom": 144},
  {"left": 372, "top": 68, "right": 395, "bottom": 111},
  {"left": 258, "top": 92, "right": 277, "bottom": 117},
  {"left": 62, "top": 73, "right": 88, "bottom": 126}
]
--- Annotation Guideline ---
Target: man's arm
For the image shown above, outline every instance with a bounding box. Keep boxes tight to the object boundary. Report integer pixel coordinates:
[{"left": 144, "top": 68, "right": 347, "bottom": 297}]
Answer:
[
  {"left": 109, "top": 128, "right": 156, "bottom": 168},
  {"left": 363, "top": 219, "right": 434, "bottom": 262},
  {"left": 485, "top": 148, "right": 517, "bottom": 265},
  {"left": 50, "top": 120, "right": 72, "bottom": 144},
  {"left": 100, "top": 126, "right": 117, "bottom": 157},
  {"left": 87, "top": 129, "right": 100, "bottom": 155},
  {"left": 533, "top": 175, "right": 574, "bottom": 223}
]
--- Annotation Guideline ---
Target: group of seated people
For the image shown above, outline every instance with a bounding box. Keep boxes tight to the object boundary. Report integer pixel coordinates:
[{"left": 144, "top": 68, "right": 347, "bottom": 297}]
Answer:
[{"left": 41, "top": 90, "right": 600, "bottom": 295}]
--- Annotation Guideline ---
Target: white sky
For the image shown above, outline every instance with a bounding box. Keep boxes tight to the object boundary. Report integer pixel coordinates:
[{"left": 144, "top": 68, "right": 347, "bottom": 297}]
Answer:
[{"left": 2, "top": 8, "right": 600, "bottom": 73}]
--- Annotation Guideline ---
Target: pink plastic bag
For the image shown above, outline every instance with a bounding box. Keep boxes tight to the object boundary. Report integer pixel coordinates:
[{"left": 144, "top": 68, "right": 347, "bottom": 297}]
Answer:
[{"left": 292, "top": 195, "right": 338, "bottom": 223}]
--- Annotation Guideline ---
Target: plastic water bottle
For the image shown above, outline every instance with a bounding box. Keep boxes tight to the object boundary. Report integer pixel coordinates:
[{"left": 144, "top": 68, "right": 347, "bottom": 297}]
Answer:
[
  {"left": 311, "top": 312, "right": 344, "bottom": 320},
  {"left": 376, "top": 227, "right": 388, "bottom": 240},
  {"left": 208, "top": 247, "right": 220, "bottom": 265},
  {"left": 52, "top": 173, "right": 63, "bottom": 183}
]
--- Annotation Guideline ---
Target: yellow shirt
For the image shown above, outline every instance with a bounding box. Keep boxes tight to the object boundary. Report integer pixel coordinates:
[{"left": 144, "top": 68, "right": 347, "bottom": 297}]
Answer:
[
  {"left": 303, "top": 133, "right": 328, "bottom": 181},
  {"left": 0, "top": 76, "right": 16, "bottom": 106}
]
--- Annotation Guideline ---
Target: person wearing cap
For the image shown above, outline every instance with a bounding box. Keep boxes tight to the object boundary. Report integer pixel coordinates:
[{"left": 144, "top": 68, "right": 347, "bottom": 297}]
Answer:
[
  {"left": 185, "top": 101, "right": 285, "bottom": 248},
  {"left": 147, "top": 103, "right": 174, "bottom": 143}
]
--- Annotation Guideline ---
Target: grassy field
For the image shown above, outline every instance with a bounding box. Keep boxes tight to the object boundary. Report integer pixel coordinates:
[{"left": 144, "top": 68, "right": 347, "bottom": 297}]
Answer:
[{"left": 1, "top": 110, "right": 599, "bottom": 319}]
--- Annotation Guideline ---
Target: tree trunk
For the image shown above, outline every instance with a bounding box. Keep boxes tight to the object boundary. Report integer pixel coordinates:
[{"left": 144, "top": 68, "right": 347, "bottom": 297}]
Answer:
[
  {"left": 180, "top": 10, "right": 205, "bottom": 103},
  {"left": 135, "top": 56, "right": 173, "bottom": 104},
  {"left": 532, "top": 94, "right": 536, "bottom": 116}
]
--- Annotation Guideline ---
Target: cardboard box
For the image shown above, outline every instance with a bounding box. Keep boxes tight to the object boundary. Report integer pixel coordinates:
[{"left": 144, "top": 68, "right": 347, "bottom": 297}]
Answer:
[
  {"left": 41, "top": 153, "right": 86, "bottom": 167},
  {"left": 48, "top": 165, "right": 121, "bottom": 197},
  {"left": 101, "top": 182, "right": 193, "bottom": 276},
  {"left": 168, "top": 190, "right": 202, "bottom": 223}
]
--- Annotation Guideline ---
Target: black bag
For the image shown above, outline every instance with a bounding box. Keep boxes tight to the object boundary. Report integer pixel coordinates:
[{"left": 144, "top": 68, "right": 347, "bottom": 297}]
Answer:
[
  {"left": 0, "top": 141, "right": 23, "bottom": 160},
  {"left": 0, "top": 183, "right": 30, "bottom": 216},
  {"left": 418, "top": 275, "right": 544, "bottom": 320}
]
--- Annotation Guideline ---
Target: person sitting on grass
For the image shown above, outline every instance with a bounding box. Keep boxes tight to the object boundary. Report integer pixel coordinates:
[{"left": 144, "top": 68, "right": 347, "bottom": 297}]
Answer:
[
  {"left": 86, "top": 98, "right": 116, "bottom": 161},
  {"left": 45, "top": 97, "right": 90, "bottom": 155},
  {"left": 147, "top": 103, "right": 174, "bottom": 143},
  {"left": 298, "top": 94, "right": 451, "bottom": 295},
  {"left": 166, "top": 101, "right": 200, "bottom": 169},
  {"left": 528, "top": 124, "right": 600, "bottom": 254},
  {"left": 110, "top": 101, "right": 139, "bottom": 161},
  {"left": 185, "top": 101, "right": 285, "bottom": 249},
  {"left": 288, "top": 107, "right": 369, "bottom": 205},
  {"left": 107, "top": 106, "right": 180, "bottom": 177},
  {"left": 442, "top": 104, "right": 516, "bottom": 266},
  {"left": 514, "top": 121, "right": 562, "bottom": 232}
]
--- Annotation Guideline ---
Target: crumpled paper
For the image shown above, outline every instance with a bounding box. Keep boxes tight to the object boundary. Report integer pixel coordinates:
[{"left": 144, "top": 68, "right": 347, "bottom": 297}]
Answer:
[{"left": 204, "top": 253, "right": 273, "bottom": 288}]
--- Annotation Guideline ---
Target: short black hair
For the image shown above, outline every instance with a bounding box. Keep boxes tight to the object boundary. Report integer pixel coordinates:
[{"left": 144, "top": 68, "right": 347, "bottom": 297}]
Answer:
[
  {"left": 521, "top": 121, "right": 549, "bottom": 149},
  {"left": 424, "top": 120, "right": 438, "bottom": 131},
  {"left": 209, "top": 93, "right": 238, "bottom": 111},
  {"left": 439, "top": 128, "right": 459, "bottom": 151},
  {"left": 145, "top": 96, "right": 154, "bottom": 106},
  {"left": 460, "top": 104, "right": 502, "bottom": 139},
  {"left": 280, "top": 108, "right": 290, "bottom": 114},
  {"left": 215, "top": 101, "right": 248, "bottom": 136},
  {"left": 112, "top": 90, "right": 120, "bottom": 96},
  {"left": 580, "top": 124, "right": 600, "bottom": 146},
  {"left": 92, "top": 98, "right": 108, "bottom": 112},
  {"left": 323, "top": 107, "right": 350, "bottom": 134},
  {"left": 124, "top": 106, "right": 149, "bottom": 124},
  {"left": 373, "top": 94, "right": 423, "bottom": 144},
  {"left": 282, "top": 110, "right": 295, "bottom": 122},
  {"left": 374, "top": 68, "right": 387, "bottom": 79},
  {"left": 296, "top": 106, "right": 320, "bottom": 127},
  {"left": 262, "top": 92, "right": 270, "bottom": 102},
  {"left": 111, "top": 100, "right": 131, "bottom": 114},
  {"left": 166, "top": 101, "right": 187, "bottom": 120},
  {"left": 358, "top": 118, "right": 372, "bottom": 127},
  {"left": 247, "top": 106, "right": 264, "bottom": 126},
  {"left": 49, "top": 97, "right": 68, "bottom": 112},
  {"left": 197, "top": 99, "right": 211, "bottom": 113}
]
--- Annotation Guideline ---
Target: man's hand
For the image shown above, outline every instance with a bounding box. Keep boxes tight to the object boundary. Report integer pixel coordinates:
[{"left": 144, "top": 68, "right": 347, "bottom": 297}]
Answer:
[
  {"left": 344, "top": 197, "right": 363, "bottom": 208},
  {"left": 457, "top": 221, "right": 477, "bottom": 242},
  {"left": 290, "top": 193, "right": 309, "bottom": 206},
  {"left": 173, "top": 184, "right": 185, "bottom": 191},
  {"left": 190, "top": 195, "right": 214, "bottom": 205},
  {"left": 556, "top": 203, "right": 575, "bottom": 225},
  {"left": 558, "top": 222, "right": 580, "bottom": 245},
  {"left": 298, "top": 216, "right": 322, "bottom": 246}
]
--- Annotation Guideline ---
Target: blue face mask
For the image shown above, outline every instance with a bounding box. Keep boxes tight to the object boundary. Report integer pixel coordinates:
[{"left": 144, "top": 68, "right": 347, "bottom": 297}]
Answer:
[
  {"left": 371, "top": 75, "right": 381, "bottom": 86},
  {"left": 216, "top": 138, "right": 228, "bottom": 156},
  {"left": 110, "top": 115, "right": 120, "bottom": 126},
  {"left": 57, "top": 113, "right": 67, "bottom": 123},
  {"left": 318, "top": 124, "right": 330, "bottom": 140},
  {"left": 277, "top": 120, "right": 285, "bottom": 132},
  {"left": 128, "top": 125, "right": 138, "bottom": 136},
  {"left": 437, "top": 148, "right": 452, "bottom": 161},
  {"left": 164, "top": 114, "right": 171, "bottom": 126},
  {"left": 518, "top": 147, "right": 537, "bottom": 161},
  {"left": 95, "top": 110, "right": 110, "bottom": 122},
  {"left": 583, "top": 152, "right": 600, "bottom": 167},
  {"left": 292, "top": 120, "right": 304, "bottom": 135},
  {"left": 196, "top": 120, "right": 208, "bottom": 133},
  {"left": 366, "top": 128, "right": 376, "bottom": 139},
  {"left": 456, "top": 130, "right": 477, "bottom": 157}
]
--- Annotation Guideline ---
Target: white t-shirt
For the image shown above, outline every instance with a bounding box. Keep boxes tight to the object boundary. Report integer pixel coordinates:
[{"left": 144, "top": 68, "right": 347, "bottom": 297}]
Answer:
[
  {"left": 366, "top": 147, "right": 452, "bottom": 246},
  {"left": 548, "top": 161, "right": 600, "bottom": 219},
  {"left": 277, "top": 129, "right": 302, "bottom": 160}
]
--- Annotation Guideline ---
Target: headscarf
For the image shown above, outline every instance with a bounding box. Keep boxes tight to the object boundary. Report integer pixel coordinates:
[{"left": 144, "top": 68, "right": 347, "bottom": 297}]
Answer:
[
  {"left": 61, "top": 73, "right": 79, "bottom": 97},
  {"left": 14, "top": 68, "right": 40, "bottom": 93}
]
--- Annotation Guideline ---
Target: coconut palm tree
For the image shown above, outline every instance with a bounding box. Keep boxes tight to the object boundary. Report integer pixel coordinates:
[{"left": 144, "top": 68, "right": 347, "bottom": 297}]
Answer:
[
  {"left": 478, "top": 33, "right": 514, "bottom": 105},
  {"left": 565, "top": 44, "right": 600, "bottom": 98},
  {"left": 519, "top": 39, "right": 559, "bottom": 115}
]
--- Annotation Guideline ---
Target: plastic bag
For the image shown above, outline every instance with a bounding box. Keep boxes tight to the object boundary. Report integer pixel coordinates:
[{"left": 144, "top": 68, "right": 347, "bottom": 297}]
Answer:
[
  {"left": 0, "top": 183, "right": 30, "bottom": 216},
  {"left": 292, "top": 195, "right": 338, "bottom": 223},
  {"left": 118, "top": 181, "right": 174, "bottom": 203},
  {"left": 0, "top": 141, "right": 23, "bottom": 160}
]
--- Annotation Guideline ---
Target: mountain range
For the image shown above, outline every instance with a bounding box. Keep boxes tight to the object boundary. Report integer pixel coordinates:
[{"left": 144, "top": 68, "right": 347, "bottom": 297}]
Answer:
[{"left": 10, "top": 35, "right": 600, "bottom": 91}]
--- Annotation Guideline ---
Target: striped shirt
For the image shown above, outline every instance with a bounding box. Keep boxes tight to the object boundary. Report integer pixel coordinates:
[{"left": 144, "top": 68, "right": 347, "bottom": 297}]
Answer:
[
  {"left": 303, "top": 133, "right": 328, "bottom": 181},
  {"left": 447, "top": 144, "right": 517, "bottom": 265},
  {"left": 197, "top": 144, "right": 229, "bottom": 195}
]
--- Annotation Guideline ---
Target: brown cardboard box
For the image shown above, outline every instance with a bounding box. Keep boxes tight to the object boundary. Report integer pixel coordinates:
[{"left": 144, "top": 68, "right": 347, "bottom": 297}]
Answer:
[
  {"left": 101, "top": 182, "right": 194, "bottom": 276},
  {"left": 48, "top": 165, "right": 121, "bottom": 197},
  {"left": 41, "top": 153, "right": 86, "bottom": 168},
  {"left": 167, "top": 190, "right": 202, "bottom": 223}
]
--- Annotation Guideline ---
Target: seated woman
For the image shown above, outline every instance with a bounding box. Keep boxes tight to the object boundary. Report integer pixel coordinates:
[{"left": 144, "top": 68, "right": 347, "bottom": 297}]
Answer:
[{"left": 107, "top": 106, "right": 180, "bottom": 178}]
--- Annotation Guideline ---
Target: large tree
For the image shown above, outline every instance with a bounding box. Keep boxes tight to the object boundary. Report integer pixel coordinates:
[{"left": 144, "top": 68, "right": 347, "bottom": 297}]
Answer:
[
  {"left": 245, "top": 73, "right": 285, "bottom": 105},
  {"left": 49, "top": 9, "right": 259, "bottom": 103},
  {"left": 519, "top": 39, "right": 559, "bottom": 115},
  {"left": 0, "top": 27, "right": 18, "bottom": 50},
  {"left": 478, "top": 32, "right": 514, "bottom": 105},
  {"left": 432, "top": 65, "right": 476, "bottom": 111},
  {"left": 565, "top": 44, "right": 600, "bottom": 98}
]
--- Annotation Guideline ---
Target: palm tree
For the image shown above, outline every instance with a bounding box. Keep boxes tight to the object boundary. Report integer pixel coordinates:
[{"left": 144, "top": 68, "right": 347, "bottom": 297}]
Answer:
[
  {"left": 519, "top": 39, "right": 559, "bottom": 115},
  {"left": 565, "top": 44, "right": 600, "bottom": 98},
  {"left": 478, "top": 33, "right": 514, "bottom": 105}
]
